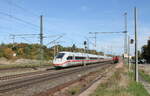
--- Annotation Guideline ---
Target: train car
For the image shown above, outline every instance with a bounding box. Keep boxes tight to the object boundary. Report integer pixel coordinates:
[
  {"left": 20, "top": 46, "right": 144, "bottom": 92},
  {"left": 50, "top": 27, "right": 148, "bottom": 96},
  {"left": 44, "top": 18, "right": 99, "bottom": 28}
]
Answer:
[
  {"left": 53, "top": 51, "right": 112, "bottom": 68},
  {"left": 112, "top": 56, "right": 119, "bottom": 63}
]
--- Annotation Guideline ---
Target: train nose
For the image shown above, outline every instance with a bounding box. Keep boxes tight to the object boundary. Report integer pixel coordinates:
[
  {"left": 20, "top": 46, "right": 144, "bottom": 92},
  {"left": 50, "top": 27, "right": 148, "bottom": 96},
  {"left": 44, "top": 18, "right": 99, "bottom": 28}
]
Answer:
[
  {"left": 53, "top": 59, "right": 63, "bottom": 65},
  {"left": 54, "top": 58, "right": 62, "bottom": 62}
]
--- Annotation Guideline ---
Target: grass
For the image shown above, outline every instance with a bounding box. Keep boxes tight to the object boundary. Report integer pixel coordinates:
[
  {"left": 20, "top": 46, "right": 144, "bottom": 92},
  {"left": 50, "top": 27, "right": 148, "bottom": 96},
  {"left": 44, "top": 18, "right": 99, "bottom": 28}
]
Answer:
[
  {"left": 91, "top": 67, "right": 150, "bottom": 96},
  {"left": 0, "top": 62, "right": 51, "bottom": 69},
  {"left": 128, "top": 81, "right": 149, "bottom": 96},
  {"left": 68, "top": 86, "right": 82, "bottom": 95},
  {"left": 140, "top": 70, "right": 150, "bottom": 83}
]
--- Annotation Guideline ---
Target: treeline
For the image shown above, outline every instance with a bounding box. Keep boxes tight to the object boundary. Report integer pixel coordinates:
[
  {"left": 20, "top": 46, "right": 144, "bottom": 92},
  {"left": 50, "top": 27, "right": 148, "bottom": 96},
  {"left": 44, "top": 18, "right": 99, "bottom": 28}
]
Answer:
[
  {"left": 0, "top": 43, "right": 106, "bottom": 60},
  {"left": 141, "top": 39, "right": 150, "bottom": 63}
]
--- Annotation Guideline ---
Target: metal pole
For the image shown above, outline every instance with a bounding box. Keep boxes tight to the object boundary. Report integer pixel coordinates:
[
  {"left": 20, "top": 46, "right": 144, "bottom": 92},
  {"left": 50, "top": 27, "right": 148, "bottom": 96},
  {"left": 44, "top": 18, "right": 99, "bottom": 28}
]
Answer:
[
  {"left": 94, "top": 33, "right": 97, "bottom": 48},
  {"left": 84, "top": 47, "right": 86, "bottom": 66},
  {"left": 86, "top": 38, "right": 89, "bottom": 53},
  {"left": 53, "top": 42, "right": 56, "bottom": 59},
  {"left": 12, "top": 35, "right": 15, "bottom": 44},
  {"left": 56, "top": 42, "right": 59, "bottom": 54},
  {"left": 124, "top": 12, "right": 128, "bottom": 59},
  {"left": 87, "top": 38, "right": 89, "bottom": 51},
  {"left": 128, "top": 35, "right": 131, "bottom": 71},
  {"left": 134, "top": 7, "right": 138, "bottom": 82},
  {"left": 84, "top": 41, "right": 87, "bottom": 66},
  {"left": 10, "top": 34, "right": 16, "bottom": 49},
  {"left": 40, "top": 15, "right": 44, "bottom": 61}
]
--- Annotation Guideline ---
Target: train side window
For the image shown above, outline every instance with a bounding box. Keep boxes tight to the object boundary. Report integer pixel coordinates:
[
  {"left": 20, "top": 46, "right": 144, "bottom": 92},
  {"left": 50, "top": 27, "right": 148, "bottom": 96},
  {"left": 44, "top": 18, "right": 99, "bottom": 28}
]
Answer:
[
  {"left": 75, "top": 57, "right": 86, "bottom": 60},
  {"left": 90, "top": 57, "right": 97, "bottom": 60},
  {"left": 67, "top": 56, "right": 73, "bottom": 60}
]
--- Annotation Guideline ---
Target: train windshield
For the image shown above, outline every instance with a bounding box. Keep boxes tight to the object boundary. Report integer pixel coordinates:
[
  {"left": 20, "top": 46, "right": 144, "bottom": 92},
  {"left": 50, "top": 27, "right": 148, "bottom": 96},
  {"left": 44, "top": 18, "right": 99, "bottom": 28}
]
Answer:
[{"left": 56, "top": 53, "right": 65, "bottom": 58}]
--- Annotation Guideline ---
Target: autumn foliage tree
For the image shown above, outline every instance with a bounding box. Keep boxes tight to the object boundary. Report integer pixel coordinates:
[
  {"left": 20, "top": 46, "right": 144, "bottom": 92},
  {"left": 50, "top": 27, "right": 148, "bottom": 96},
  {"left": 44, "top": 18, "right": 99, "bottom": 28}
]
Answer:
[{"left": 0, "top": 43, "right": 106, "bottom": 60}]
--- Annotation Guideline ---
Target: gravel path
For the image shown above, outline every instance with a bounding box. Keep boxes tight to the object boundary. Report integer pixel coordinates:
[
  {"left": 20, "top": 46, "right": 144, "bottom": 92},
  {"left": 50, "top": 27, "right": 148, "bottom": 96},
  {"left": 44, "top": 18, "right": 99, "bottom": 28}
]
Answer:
[
  {"left": 139, "top": 64, "right": 150, "bottom": 94},
  {"left": 139, "top": 74, "right": 150, "bottom": 94},
  {"left": 78, "top": 61, "right": 123, "bottom": 96}
]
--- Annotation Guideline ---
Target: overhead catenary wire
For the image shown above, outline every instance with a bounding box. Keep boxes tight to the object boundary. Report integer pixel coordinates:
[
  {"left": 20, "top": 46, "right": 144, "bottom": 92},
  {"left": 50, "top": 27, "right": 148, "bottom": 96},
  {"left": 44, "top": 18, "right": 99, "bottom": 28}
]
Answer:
[
  {"left": 3, "top": 0, "right": 54, "bottom": 34},
  {"left": 0, "top": 11, "right": 55, "bottom": 35},
  {"left": 20, "top": 37, "right": 33, "bottom": 43},
  {"left": 46, "top": 35, "right": 64, "bottom": 46},
  {"left": 1, "top": 0, "right": 61, "bottom": 40},
  {"left": 3, "top": 0, "right": 39, "bottom": 18},
  {"left": 0, "top": 0, "right": 65, "bottom": 46},
  {"left": 0, "top": 0, "right": 40, "bottom": 34},
  {"left": 0, "top": 11, "right": 39, "bottom": 28},
  {"left": 0, "top": 17, "right": 40, "bottom": 34},
  {"left": 0, "top": 11, "right": 43, "bottom": 35}
]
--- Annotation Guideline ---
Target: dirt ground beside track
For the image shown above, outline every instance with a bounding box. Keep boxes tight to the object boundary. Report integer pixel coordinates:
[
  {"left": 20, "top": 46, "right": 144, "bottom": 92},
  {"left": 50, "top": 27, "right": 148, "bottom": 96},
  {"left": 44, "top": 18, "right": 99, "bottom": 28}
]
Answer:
[
  {"left": 78, "top": 60, "right": 124, "bottom": 96},
  {"left": 139, "top": 64, "right": 150, "bottom": 94},
  {"left": 51, "top": 61, "right": 123, "bottom": 96},
  {"left": 0, "top": 58, "right": 51, "bottom": 77},
  {"left": 139, "top": 64, "right": 150, "bottom": 75}
]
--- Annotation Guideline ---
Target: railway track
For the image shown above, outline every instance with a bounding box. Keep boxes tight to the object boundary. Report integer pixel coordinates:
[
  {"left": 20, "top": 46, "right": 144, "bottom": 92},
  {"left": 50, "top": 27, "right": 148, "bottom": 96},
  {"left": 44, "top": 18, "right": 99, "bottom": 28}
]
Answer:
[
  {"left": 0, "top": 61, "right": 112, "bottom": 93},
  {"left": 34, "top": 63, "right": 113, "bottom": 96},
  {"left": 76, "top": 64, "right": 113, "bottom": 96},
  {"left": 0, "top": 61, "right": 112, "bottom": 81},
  {"left": 0, "top": 67, "right": 55, "bottom": 81}
]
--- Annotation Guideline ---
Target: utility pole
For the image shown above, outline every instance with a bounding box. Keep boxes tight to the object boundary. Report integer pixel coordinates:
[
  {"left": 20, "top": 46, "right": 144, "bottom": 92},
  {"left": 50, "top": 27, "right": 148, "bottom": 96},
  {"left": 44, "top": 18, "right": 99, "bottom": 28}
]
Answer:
[
  {"left": 89, "top": 31, "right": 126, "bottom": 55},
  {"left": 84, "top": 41, "right": 87, "bottom": 66},
  {"left": 134, "top": 7, "right": 138, "bottom": 82},
  {"left": 124, "top": 12, "right": 129, "bottom": 66},
  {"left": 124, "top": 12, "right": 128, "bottom": 56},
  {"left": 128, "top": 35, "right": 131, "bottom": 71},
  {"left": 85, "top": 37, "right": 90, "bottom": 53},
  {"left": 10, "top": 34, "right": 16, "bottom": 47},
  {"left": 89, "top": 32, "right": 97, "bottom": 49},
  {"left": 11, "top": 35, "right": 15, "bottom": 44},
  {"left": 94, "top": 33, "right": 97, "bottom": 48},
  {"left": 53, "top": 42, "right": 58, "bottom": 56},
  {"left": 40, "top": 15, "right": 44, "bottom": 62},
  {"left": 46, "top": 35, "right": 64, "bottom": 58},
  {"left": 10, "top": 35, "right": 16, "bottom": 56},
  {"left": 53, "top": 44, "right": 56, "bottom": 59},
  {"left": 10, "top": 33, "right": 39, "bottom": 46},
  {"left": 56, "top": 42, "right": 59, "bottom": 54}
]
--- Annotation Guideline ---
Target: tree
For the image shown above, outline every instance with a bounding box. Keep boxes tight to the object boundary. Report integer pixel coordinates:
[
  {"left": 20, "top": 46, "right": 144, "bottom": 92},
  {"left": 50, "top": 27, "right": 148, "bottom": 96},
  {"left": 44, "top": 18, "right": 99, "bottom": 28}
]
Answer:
[
  {"left": 3, "top": 48, "right": 15, "bottom": 59},
  {"left": 0, "top": 43, "right": 106, "bottom": 60},
  {"left": 141, "top": 40, "right": 150, "bottom": 63},
  {"left": 72, "top": 44, "right": 76, "bottom": 52}
]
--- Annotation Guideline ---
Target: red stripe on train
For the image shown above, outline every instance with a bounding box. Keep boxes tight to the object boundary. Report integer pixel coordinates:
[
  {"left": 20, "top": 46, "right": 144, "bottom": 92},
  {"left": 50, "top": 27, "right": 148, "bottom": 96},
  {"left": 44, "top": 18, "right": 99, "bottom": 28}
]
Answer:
[{"left": 53, "top": 59, "right": 99, "bottom": 66}]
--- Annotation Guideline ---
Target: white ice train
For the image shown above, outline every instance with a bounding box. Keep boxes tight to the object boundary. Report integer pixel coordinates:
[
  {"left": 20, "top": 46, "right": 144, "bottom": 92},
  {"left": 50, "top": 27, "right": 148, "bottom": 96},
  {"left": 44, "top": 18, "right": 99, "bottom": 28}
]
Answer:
[{"left": 53, "top": 51, "right": 112, "bottom": 68}]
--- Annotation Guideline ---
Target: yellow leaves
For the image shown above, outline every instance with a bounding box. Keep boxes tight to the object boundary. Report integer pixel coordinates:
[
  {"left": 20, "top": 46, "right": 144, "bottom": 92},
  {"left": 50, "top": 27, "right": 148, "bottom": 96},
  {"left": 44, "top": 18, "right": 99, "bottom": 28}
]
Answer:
[
  {"left": 3, "top": 48, "right": 15, "bottom": 59},
  {"left": 18, "top": 48, "right": 24, "bottom": 55}
]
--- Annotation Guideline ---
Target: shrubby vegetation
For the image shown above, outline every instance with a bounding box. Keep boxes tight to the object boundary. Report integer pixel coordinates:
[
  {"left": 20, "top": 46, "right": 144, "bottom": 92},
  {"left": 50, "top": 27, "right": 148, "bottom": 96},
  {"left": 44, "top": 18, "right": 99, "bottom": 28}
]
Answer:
[
  {"left": 0, "top": 43, "right": 107, "bottom": 60},
  {"left": 91, "top": 67, "right": 150, "bottom": 96},
  {"left": 141, "top": 40, "right": 150, "bottom": 63}
]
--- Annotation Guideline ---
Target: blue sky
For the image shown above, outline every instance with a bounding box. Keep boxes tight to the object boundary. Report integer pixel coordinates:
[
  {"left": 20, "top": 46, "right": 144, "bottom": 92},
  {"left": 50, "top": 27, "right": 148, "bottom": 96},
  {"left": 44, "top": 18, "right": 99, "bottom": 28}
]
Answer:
[{"left": 0, "top": 0, "right": 149, "bottom": 55}]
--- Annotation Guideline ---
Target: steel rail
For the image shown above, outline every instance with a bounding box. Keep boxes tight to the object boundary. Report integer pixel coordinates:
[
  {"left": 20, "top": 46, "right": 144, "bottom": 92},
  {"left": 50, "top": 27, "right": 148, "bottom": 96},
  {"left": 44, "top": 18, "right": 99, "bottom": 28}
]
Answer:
[{"left": 0, "top": 61, "right": 112, "bottom": 93}]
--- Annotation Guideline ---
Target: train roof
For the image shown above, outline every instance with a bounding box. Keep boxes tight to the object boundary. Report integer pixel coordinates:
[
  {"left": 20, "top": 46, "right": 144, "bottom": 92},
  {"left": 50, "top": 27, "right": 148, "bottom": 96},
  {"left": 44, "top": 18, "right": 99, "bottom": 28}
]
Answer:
[{"left": 59, "top": 51, "right": 105, "bottom": 58}]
